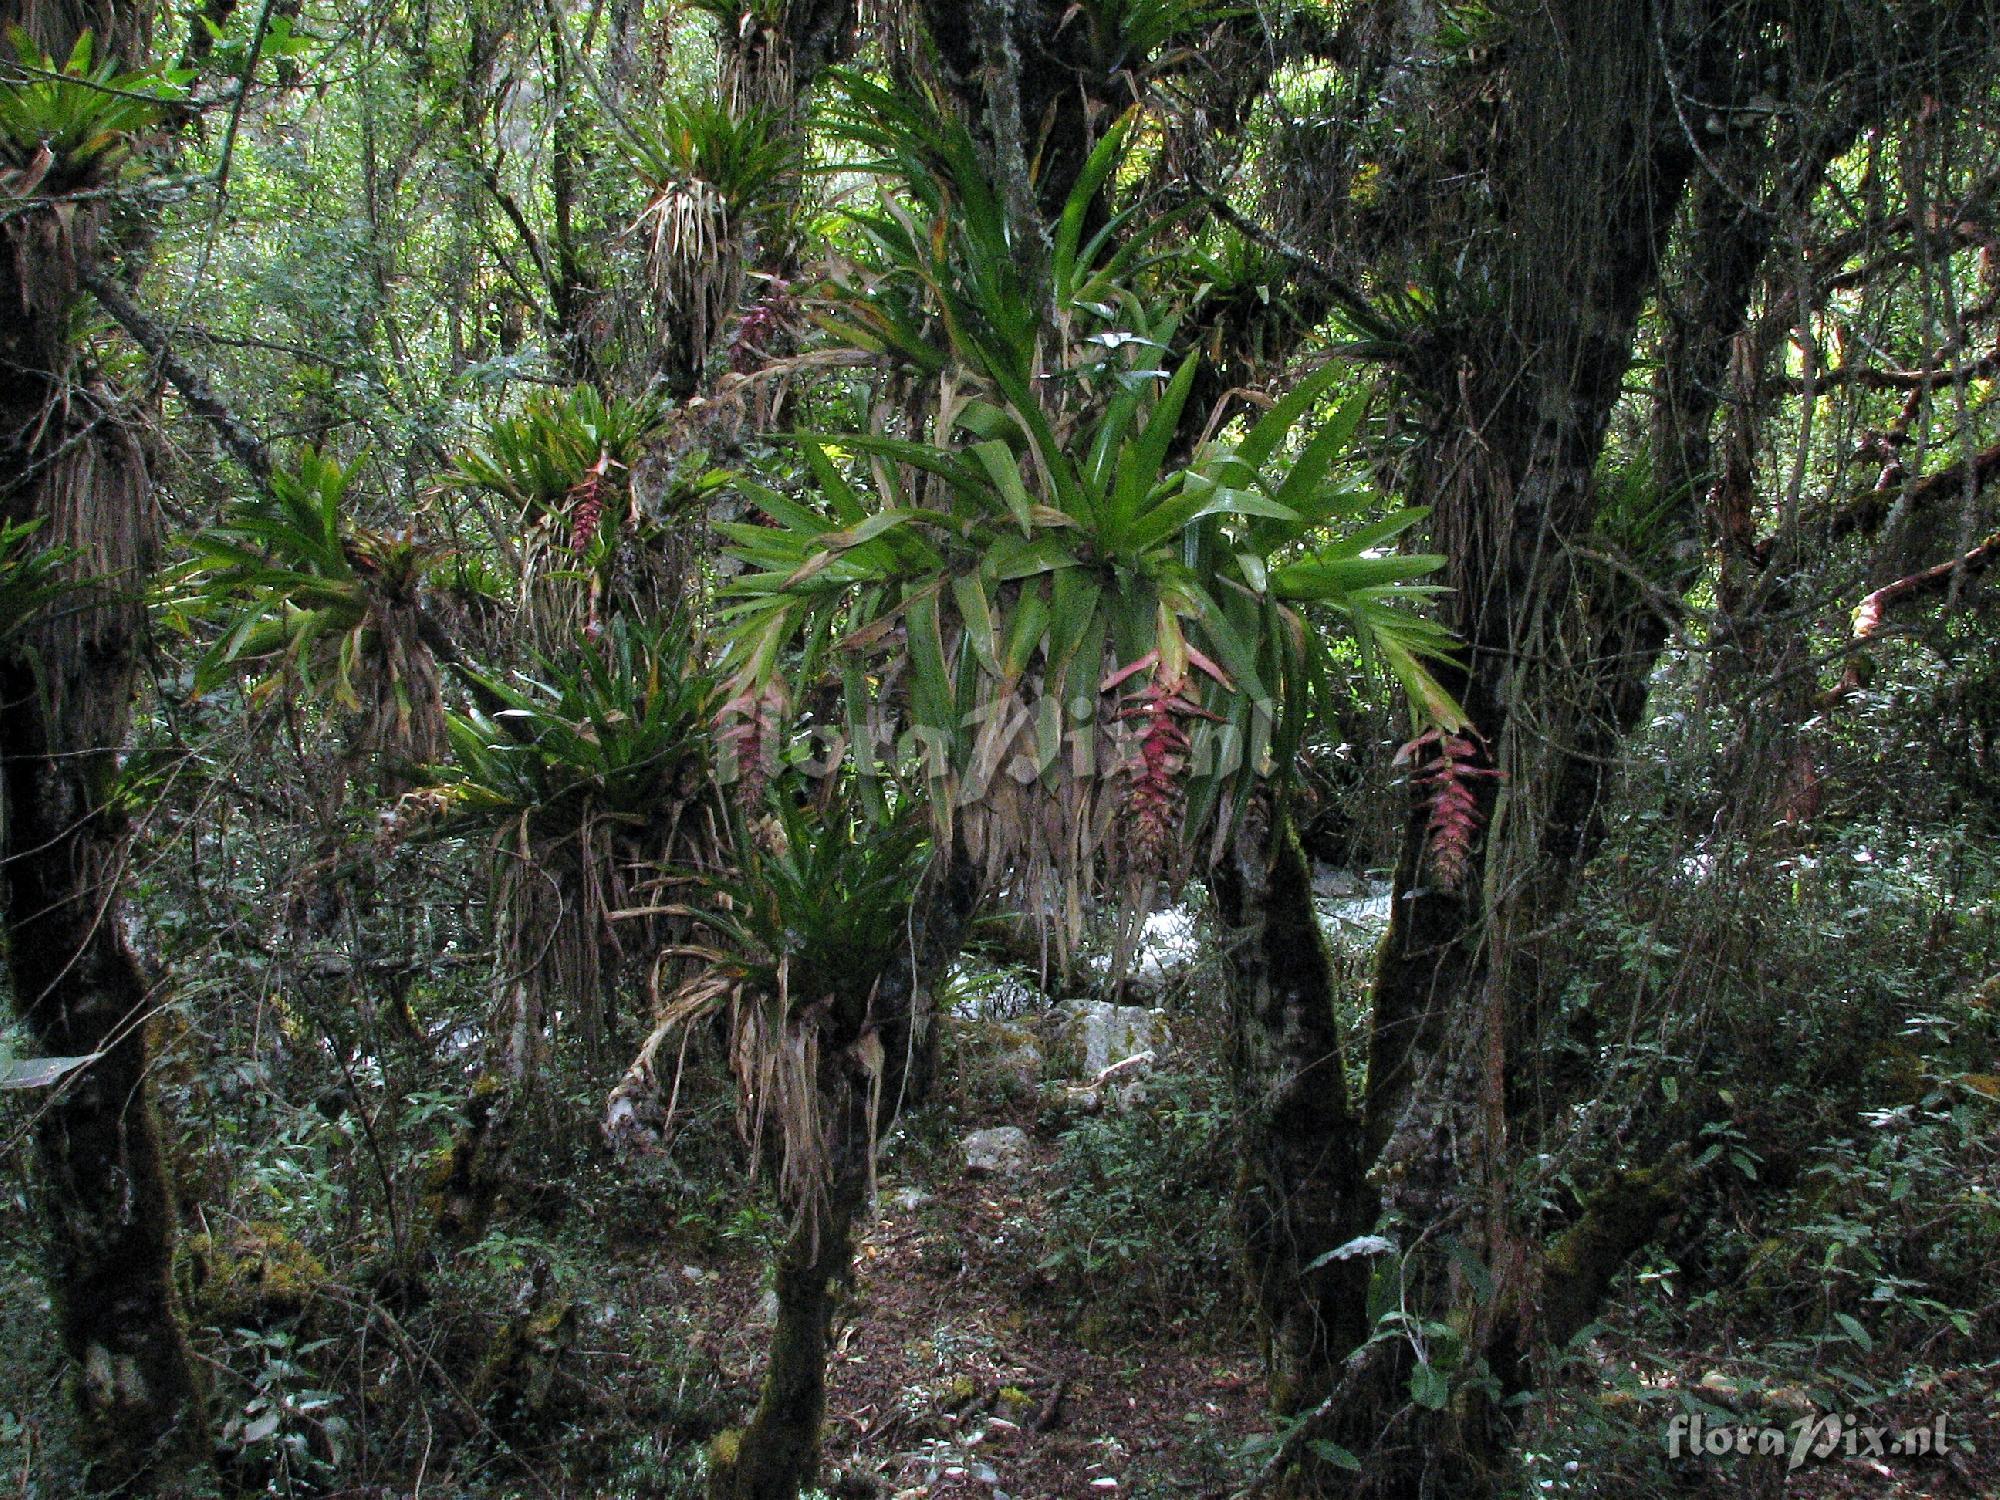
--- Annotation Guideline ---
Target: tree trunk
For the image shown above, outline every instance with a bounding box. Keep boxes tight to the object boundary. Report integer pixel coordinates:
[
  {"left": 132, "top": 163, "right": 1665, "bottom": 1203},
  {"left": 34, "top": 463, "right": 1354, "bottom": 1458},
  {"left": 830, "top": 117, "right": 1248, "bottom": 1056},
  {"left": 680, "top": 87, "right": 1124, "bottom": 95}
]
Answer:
[
  {"left": 1253, "top": 4, "right": 1997, "bottom": 1491},
  {"left": 913, "top": 0, "right": 1114, "bottom": 224},
  {"left": 0, "top": 11, "right": 209, "bottom": 1488},
  {"left": 707, "top": 845, "right": 980, "bottom": 1500},
  {"left": 1237, "top": 6, "right": 1700, "bottom": 1493},
  {"left": 0, "top": 6, "right": 208, "bottom": 1466},
  {"left": 0, "top": 625, "right": 211, "bottom": 1483},
  {"left": 1212, "top": 796, "right": 1372, "bottom": 1414},
  {"left": 709, "top": 1053, "right": 873, "bottom": 1500}
]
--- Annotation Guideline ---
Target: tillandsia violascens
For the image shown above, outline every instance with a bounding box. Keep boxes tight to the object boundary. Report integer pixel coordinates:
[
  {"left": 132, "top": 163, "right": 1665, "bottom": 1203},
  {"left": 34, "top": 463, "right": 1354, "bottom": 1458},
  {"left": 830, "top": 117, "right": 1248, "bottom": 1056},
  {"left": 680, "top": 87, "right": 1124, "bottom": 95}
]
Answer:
[{"left": 1393, "top": 725, "right": 1501, "bottom": 892}]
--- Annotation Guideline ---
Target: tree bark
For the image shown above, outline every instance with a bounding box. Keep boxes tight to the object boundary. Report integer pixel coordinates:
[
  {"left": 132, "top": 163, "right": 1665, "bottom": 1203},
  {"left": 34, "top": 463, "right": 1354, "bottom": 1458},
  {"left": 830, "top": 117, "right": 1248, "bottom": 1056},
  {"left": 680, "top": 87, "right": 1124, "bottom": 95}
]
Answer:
[
  {"left": 1241, "top": 5, "right": 1700, "bottom": 1492},
  {"left": 708, "top": 1046, "right": 874, "bottom": 1500},
  {"left": 1251, "top": 5, "right": 2000, "bottom": 1492},
  {"left": 1212, "top": 797, "right": 1371, "bottom": 1415},
  {"left": 707, "top": 845, "right": 980, "bottom": 1500},
  {"left": 913, "top": 0, "right": 1115, "bottom": 224},
  {"left": 0, "top": 7, "right": 208, "bottom": 1473},
  {"left": 0, "top": 8, "right": 211, "bottom": 1480},
  {"left": 0, "top": 624, "right": 211, "bottom": 1484}
]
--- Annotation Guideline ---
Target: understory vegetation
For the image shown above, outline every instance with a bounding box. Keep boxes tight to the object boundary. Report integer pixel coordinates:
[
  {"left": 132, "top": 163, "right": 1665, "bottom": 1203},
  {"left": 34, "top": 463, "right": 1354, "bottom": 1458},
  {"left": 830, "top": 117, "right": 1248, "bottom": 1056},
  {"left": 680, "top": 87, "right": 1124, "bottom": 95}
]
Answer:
[{"left": 1, "top": 2, "right": 1998, "bottom": 1498}]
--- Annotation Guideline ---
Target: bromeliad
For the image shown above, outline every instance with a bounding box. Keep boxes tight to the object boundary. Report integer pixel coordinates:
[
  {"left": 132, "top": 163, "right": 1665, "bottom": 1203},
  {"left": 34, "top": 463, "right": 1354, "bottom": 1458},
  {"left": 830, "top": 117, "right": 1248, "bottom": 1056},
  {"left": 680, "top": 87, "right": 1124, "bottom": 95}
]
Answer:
[
  {"left": 1394, "top": 726, "right": 1501, "bottom": 893},
  {"left": 712, "top": 75, "right": 1467, "bottom": 954},
  {"left": 1103, "top": 645, "right": 1229, "bottom": 875}
]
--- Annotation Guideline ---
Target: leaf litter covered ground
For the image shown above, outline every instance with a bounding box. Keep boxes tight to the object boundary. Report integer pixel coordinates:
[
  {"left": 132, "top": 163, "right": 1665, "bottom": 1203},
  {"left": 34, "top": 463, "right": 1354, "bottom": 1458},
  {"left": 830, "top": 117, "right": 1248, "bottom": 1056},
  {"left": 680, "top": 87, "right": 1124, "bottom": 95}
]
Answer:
[
  {"left": 822, "top": 1137, "right": 1270, "bottom": 1498},
  {"left": 654, "top": 1096, "right": 1995, "bottom": 1499},
  {"left": 663, "top": 1094, "right": 1272, "bottom": 1500}
]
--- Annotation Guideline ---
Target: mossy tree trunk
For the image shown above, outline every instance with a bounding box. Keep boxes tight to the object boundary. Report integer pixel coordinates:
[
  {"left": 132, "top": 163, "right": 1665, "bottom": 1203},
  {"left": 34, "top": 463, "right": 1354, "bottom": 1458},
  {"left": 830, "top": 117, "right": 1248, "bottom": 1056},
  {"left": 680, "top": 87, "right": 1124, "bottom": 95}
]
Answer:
[
  {"left": 708, "top": 846, "right": 981, "bottom": 1499},
  {"left": 1221, "top": 6, "right": 1696, "bottom": 1492},
  {"left": 709, "top": 1049, "right": 874, "bottom": 1500},
  {"left": 1226, "top": 5, "right": 2000, "bottom": 1495},
  {"left": 0, "top": 596, "right": 211, "bottom": 1487},
  {"left": 1212, "top": 797, "right": 1372, "bottom": 1415},
  {"left": 0, "top": 6, "right": 208, "bottom": 1482}
]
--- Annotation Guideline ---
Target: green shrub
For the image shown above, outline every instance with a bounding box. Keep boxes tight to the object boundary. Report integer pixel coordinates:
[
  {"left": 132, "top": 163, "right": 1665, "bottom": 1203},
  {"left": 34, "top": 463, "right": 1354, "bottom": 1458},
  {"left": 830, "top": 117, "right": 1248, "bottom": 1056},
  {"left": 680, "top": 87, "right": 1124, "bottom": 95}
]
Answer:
[{"left": 1036, "top": 1072, "right": 1236, "bottom": 1341}]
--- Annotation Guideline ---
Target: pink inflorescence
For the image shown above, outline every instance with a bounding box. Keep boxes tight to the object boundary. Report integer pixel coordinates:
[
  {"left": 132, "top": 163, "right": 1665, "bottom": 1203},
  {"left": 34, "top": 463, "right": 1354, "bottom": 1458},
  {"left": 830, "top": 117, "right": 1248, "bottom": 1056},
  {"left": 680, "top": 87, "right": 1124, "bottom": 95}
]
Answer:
[
  {"left": 714, "top": 678, "right": 785, "bottom": 812},
  {"left": 1119, "top": 679, "right": 1196, "bottom": 869},
  {"left": 568, "top": 450, "right": 617, "bottom": 556},
  {"left": 1104, "top": 647, "right": 1227, "bottom": 873},
  {"left": 729, "top": 278, "right": 795, "bottom": 374},
  {"left": 1394, "top": 726, "right": 1501, "bottom": 892}
]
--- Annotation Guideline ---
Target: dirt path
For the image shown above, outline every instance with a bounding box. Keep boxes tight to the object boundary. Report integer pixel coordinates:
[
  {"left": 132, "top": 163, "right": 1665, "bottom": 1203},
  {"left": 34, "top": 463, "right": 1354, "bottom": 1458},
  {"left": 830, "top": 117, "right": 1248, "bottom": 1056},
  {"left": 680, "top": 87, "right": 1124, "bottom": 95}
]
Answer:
[{"left": 815, "top": 1132, "right": 1271, "bottom": 1499}]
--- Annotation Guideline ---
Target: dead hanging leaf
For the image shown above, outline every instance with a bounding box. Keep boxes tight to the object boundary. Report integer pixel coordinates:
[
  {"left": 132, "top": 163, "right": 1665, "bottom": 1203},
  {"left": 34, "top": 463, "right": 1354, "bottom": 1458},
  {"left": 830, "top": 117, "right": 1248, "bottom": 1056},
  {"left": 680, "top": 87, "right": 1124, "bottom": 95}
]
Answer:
[
  {"left": 851, "top": 1030, "right": 884, "bottom": 1080},
  {"left": 634, "top": 176, "right": 740, "bottom": 368},
  {"left": 0, "top": 1052, "right": 100, "bottom": 1089},
  {"left": 0, "top": 143, "right": 54, "bottom": 199}
]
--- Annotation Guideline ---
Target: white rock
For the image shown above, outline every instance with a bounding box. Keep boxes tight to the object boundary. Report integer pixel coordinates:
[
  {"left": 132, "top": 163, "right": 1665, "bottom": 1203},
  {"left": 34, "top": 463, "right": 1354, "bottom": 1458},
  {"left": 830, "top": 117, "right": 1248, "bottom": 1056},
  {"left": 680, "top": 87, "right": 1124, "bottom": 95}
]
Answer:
[
  {"left": 1311, "top": 865, "right": 1366, "bottom": 899},
  {"left": 1059, "top": 1000, "right": 1168, "bottom": 1076},
  {"left": 979, "top": 1020, "right": 1044, "bottom": 1086},
  {"left": 1315, "top": 881, "right": 1394, "bottom": 949},
  {"left": 962, "top": 1125, "right": 1031, "bottom": 1175},
  {"left": 1087, "top": 906, "right": 1203, "bottom": 993}
]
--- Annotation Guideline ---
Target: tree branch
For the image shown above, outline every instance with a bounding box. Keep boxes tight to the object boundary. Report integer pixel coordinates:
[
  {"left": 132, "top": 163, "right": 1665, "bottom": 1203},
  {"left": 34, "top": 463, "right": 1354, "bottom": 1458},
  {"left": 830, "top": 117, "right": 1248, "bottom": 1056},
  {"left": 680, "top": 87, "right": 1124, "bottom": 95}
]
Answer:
[
  {"left": 80, "top": 266, "right": 475, "bottom": 675},
  {"left": 1830, "top": 436, "right": 2000, "bottom": 538},
  {"left": 1851, "top": 526, "right": 2000, "bottom": 640},
  {"left": 77, "top": 264, "right": 271, "bottom": 483},
  {"left": 1192, "top": 182, "right": 1381, "bottom": 334},
  {"left": 1778, "top": 346, "right": 2000, "bottom": 393}
]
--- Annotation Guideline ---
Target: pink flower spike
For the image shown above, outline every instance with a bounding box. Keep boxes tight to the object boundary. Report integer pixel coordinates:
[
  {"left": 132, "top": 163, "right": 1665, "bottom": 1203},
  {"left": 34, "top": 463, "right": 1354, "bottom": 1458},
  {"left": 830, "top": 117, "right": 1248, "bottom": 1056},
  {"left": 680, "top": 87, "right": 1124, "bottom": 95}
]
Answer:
[
  {"left": 1183, "top": 645, "right": 1236, "bottom": 691},
  {"left": 1100, "top": 650, "right": 1162, "bottom": 694}
]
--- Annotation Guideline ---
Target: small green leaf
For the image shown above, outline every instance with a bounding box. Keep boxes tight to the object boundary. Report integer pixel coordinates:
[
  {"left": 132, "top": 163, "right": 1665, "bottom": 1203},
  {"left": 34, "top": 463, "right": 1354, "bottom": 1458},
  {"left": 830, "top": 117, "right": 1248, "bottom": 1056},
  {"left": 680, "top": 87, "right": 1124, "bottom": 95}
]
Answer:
[
  {"left": 1308, "top": 1439, "right": 1362, "bottom": 1470},
  {"left": 970, "top": 439, "right": 1035, "bottom": 533},
  {"left": 1000, "top": 579, "right": 1051, "bottom": 679},
  {"left": 1833, "top": 1312, "right": 1873, "bottom": 1351},
  {"left": 1409, "top": 1362, "right": 1450, "bottom": 1410},
  {"left": 952, "top": 572, "right": 1000, "bottom": 676},
  {"left": 1238, "top": 362, "right": 1346, "bottom": 471},
  {"left": 987, "top": 534, "right": 1082, "bottom": 580}
]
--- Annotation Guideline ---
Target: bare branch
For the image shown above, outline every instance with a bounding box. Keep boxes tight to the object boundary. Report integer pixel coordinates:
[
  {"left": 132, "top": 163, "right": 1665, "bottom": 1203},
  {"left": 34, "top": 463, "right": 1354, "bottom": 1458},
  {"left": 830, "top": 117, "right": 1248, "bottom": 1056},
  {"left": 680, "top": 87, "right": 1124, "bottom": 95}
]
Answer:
[
  {"left": 77, "top": 263, "right": 271, "bottom": 483},
  {"left": 1851, "top": 527, "right": 2000, "bottom": 641},
  {"left": 1830, "top": 436, "right": 2000, "bottom": 538}
]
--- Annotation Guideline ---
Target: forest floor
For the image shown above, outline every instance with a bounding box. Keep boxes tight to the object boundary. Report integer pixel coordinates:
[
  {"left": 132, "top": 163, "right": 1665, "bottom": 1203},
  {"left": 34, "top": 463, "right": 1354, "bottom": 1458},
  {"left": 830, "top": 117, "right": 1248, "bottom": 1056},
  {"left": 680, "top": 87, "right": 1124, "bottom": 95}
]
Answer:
[
  {"left": 639, "top": 1090, "right": 1996, "bottom": 1500},
  {"left": 822, "top": 1156, "right": 1269, "bottom": 1497},
  {"left": 7, "top": 893, "right": 1996, "bottom": 1499},
  {"left": 671, "top": 1105, "right": 1272, "bottom": 1499},
  {"left": 1, "top": 1037, "right": 1993, "bottom": 1499}
]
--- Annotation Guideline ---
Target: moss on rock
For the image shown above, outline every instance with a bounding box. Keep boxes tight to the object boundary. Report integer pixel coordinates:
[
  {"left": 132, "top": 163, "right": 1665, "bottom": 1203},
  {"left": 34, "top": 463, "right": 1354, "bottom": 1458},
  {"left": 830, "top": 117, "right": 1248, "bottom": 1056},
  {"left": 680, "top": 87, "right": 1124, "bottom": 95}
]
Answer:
[{"left": 181, "top": 1220, "right": 328, "bottom": 1329}]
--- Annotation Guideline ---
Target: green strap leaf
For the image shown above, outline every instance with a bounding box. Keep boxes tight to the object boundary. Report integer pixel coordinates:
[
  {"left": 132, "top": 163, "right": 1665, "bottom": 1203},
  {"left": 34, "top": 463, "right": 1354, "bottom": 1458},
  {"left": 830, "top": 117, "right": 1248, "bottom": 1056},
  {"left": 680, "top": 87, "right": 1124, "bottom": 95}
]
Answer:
[
  {"left": 1274, "top": 391, "right": 1368, "bottom": 513},
  {"left": 951, "top": 571, "right": 1001, "bottom": 676},
  {"left": 999, "top": 577, "right": 1051, "bottom": 680},
  {"left": 905, "top": 586, "right": 956, "bottom": 737},
  {"left": 970, "top": 439, "right": 1036, "bottom": 533},
  {"left": 1238, "top": 361, "right": 1347, "bottom": 471},
  {"left": 1054, "top": 111, "right": 1135, "bottom": 296}
]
